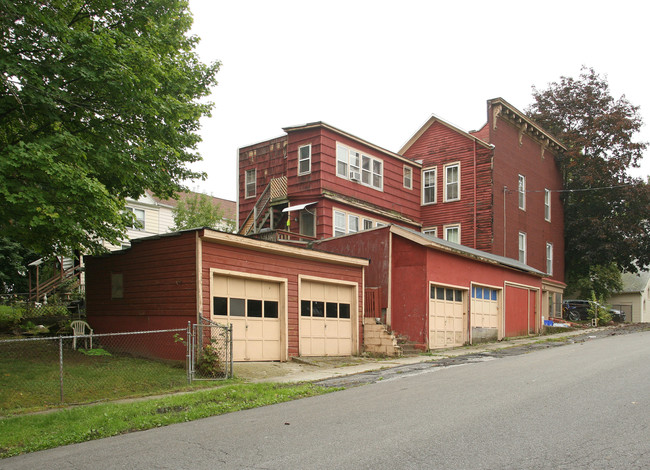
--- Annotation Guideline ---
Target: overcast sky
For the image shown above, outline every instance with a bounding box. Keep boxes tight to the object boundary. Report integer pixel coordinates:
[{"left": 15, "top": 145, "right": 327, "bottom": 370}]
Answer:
[{"left": 186, "top": 0, "right": 650, "bottom": 201}]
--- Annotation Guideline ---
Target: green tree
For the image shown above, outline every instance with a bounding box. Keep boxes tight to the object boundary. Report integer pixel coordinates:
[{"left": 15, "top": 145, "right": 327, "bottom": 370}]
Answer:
[
  {"left": 0, "top": 237, "right": 40, "bottom": 294},
  {"left": 172, "top": 192, "right": 235, "bottom": 232},
  {"left": 0, "top": 0, "right": 219, "bottom": 256},
  {"left": 527, "top": 68, "right": 650, "bottom": 295}
]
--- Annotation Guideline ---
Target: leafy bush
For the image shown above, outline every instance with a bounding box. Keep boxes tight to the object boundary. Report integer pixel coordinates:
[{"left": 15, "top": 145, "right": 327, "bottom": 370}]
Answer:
[
  {"left": 0, "top": 305, "right": 22, "bottom": 331},
  {"left": 587, "top": 292, "right": 612, "bottom": 325},
  {"left": 197, "top": 343, "right": 224, "bottom": 378}
]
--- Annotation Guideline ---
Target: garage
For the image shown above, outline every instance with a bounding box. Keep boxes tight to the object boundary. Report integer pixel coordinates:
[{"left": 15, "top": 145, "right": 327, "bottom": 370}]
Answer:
[
  {"left": 471, "top": 285, "right": 500, "bottom": 342},
  {"left": 212, "top": 274, "right": 283, "bottom": 361},
  {"left": 429, "top": 284, "right": 466, "bottom": 349},
  {"left": 300, "top": 279, "right": 355, "bottom": 356}
]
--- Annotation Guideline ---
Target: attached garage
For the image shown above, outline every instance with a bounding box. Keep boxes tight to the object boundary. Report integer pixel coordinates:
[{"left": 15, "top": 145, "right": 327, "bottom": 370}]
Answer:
[
  {"left": 211, "top": 274, "right": 284, "bottom": 361},
  {"left": 505, "top": 284, "right": 539, "bottom": 337},
  {"left": 471, "top": 285, "right": 500, "bottom": 343},
  {"left": 299, "top": 278, "right": 356, "bottom": 356},
  {"left": 428, "top": 284, "right": 466, "bottom": 349}
]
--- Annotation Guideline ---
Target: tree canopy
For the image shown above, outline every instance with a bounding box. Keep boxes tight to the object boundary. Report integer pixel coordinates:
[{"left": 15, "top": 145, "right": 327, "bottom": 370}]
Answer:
[
  {"left": 527, "top": 67, "right": 650, "bottom": 295},
  {"left": 0, "top": 0, "right": 219, "bottom": 256},
  {"left": 172, "top": 192, "right": 235, "bottom": 232}
]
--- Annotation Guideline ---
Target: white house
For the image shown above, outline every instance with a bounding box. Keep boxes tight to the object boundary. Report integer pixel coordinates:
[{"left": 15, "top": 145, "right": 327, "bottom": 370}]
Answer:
[{"left": 607, "top": 270, "right": 650, "bottom": 323}]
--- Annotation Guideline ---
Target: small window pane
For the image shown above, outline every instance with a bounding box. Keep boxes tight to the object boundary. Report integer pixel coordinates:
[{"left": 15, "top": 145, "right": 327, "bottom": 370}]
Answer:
[
  {"left": 230, "top": 298, "right": 245, "bottom": 316},
  {"left": 455, "top": 290, "right": 462, "bottom": 302},
  {"left": 430, "top": 285, "right": 436, "bottom": 299},
  {"left": 446, "top": 289, "right": 453, "bottom": 301},
  {"left": 326, "top": 302, "right": 338, "bottom": 318},
  {"left": 339, "top": 303, "right": 350, "bottom": 319},
  {"left": 213, "top": 297, "right": 228, "bottom": 316},
  {"left": 437, "top": 287, "right": 445, "bottom": 300},
  {"left": 301, "top": 300, "right": 311, "bottom": 317},
  {"left": 264, "top": 300, "right": 279, "bottom": 318},
  {"left": 491, "top": 290, "right": 497, "bottom": 301},
  {"left": 248, "top": 299, "right": 263, "bottom": 317},
  {"left": 312, "top": 301, "right": 324, "bottom": 317},
  {"left": 476, "top": 287, "right": 483, "bottom": 299}
]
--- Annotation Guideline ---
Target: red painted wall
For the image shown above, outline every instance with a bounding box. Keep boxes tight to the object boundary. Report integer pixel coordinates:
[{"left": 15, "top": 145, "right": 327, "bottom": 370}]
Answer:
[{"left": 505, "top": 285, "right": 530, "bottom": 337}]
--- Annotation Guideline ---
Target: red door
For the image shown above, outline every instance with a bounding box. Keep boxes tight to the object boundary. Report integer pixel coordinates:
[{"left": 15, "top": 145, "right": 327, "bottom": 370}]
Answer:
[
  {"left": 528, "top": 291, "right": 537, "bottom": 334},
  {"left": 505, "top": 285, "right": 529, "bottom": 337}
]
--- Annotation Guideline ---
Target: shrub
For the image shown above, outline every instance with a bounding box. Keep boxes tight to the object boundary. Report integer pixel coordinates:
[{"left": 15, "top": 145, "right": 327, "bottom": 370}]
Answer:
[{"left": 197, "top": 343, "right": 224, "bottom": 378}]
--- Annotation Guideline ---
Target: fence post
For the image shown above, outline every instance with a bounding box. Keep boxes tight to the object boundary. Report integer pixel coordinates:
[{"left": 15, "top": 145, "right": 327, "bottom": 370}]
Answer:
[
  {"left": 59, "top": 336, "right": 64, "bottom": 403},
  {"left": 186, "top": 321, "right": 192, "bottom": 384}
]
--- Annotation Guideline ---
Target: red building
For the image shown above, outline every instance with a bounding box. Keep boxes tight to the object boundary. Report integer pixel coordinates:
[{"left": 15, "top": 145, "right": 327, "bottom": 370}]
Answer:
[{"left": 238, "top": 98, "right": 567, "bottom": 335}]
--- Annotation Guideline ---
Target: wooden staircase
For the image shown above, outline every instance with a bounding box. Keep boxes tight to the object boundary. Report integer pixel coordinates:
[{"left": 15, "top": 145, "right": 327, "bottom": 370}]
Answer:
[{"left": 239, "top": 176, "right": 288, "bottom": 236}]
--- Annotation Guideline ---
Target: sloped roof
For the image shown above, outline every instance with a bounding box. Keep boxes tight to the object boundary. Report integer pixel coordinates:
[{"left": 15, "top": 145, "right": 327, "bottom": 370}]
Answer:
[
  {"left": 618, "top": 270, "right": 650, "bottom": 293},
  {"left": 148, "top": 190, "right": 236, "bottom": 220}
]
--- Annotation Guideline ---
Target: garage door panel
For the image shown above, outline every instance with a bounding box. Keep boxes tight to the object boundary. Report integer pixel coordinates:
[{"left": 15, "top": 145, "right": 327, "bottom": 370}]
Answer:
[{"left": 429, "top": 285, "right": 466, "bottom": 349}]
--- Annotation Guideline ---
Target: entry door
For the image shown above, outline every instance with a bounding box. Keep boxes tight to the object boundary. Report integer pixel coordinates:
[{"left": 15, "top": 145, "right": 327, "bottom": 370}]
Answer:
[
  {"left": 429, "top": 285, "right": 466, "bottom": 349},
  {"left": 212, "top": 275, "right": 281, "bottom": 361},
  {"left": 300, "top": 280, "right": 354, "bottom": 356}
]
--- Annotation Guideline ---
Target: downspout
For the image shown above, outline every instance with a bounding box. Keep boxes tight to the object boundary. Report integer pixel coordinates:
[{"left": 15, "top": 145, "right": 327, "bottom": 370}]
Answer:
[
  {"left": 196, "top": 231, "right": 202, "bottom": 326},
  {"left": 503, "top": 186, "right": 507, "bottom": 256},
  {"left": 473, "top": 140, "right": 477, "bottom": 249}
]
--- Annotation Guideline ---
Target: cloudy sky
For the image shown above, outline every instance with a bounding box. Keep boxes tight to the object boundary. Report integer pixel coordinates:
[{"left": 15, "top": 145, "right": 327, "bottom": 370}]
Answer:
[{"left": 186, "top": 0, "right": 650, "bottom": 201}]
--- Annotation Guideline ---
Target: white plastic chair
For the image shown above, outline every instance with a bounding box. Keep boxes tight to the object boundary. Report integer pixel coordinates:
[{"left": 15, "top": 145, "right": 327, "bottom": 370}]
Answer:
[{"left": 71, "top": 320, "right": 93, "bottom": 350}]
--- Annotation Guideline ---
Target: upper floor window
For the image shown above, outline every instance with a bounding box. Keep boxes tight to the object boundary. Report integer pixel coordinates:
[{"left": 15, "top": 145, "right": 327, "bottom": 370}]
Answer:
[
  {"left": 444, "top": 224, "right": 460, "bottom": 244},
  {"left": 444, "top": 163, "right": 460, "bottom": 202},
  {"left": 332, "top": 208, "right": 385, "bottom": 237},
  {"left": 518, "top": 174, "right": 526, "bottom": 210},
  {"left": 546, "top": 242, "right": 553, "bottom": 275},
  {"left": 126, "top": 207, "right": 145, "bottom": 230},
  {"left": 334, "top": 210, "right": 346, "bottom": 237},
  {"left": 518, "top": 232, "right": 527, "bottom": 264},
  {"left": 298, "top": 144, "right": 311, "bottom": 175},
  {"left": 403, "top": 166, "right": 413, "bottom": 189},
  {"left": 423, "top": 227, "right": 437, "bottom": 238},
  {"left": 544, "top": 189, "right": 551, "bottom": 222},
  {"left": 348, "top": 214, "right": 359, "bottom": 233},
  {"left": 336, "top": 143, "right": 383, "bottom": 190},
  {"left": 245, "top": 169, "right": 256, "bottom": 199},
  {"left": 299, "top": 210, "right": 315, "bottom": 238},
  {"left": 422, "top": 168, "right": 436, "bottom": 205}
]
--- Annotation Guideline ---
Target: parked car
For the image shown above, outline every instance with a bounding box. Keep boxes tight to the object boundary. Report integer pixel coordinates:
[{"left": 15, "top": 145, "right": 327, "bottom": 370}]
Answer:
[{"left": 562, "top": 300, "right": 626, "bottom": 322}]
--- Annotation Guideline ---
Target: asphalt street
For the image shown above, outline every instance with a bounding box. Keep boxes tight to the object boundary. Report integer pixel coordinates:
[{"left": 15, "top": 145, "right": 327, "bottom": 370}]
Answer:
[{"left": 4, "top": 330, "right": 650, "bottom": 469}]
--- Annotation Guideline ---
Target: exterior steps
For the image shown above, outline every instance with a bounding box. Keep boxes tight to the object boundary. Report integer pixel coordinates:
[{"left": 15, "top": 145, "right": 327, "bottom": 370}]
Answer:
[{"left": 363, "top": 318, "right": 402, "bottom": 357}]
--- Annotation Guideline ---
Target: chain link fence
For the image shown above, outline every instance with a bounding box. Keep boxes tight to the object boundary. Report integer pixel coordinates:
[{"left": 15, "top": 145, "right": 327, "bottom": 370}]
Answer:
[{"left": 0, "top": 322, "right": 233, "bottom": 415}]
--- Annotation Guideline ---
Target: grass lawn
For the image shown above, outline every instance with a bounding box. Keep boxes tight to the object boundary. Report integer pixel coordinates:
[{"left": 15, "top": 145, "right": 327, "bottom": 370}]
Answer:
[{"left": 0, "top": 382, "right": 336, "bottom": 458}]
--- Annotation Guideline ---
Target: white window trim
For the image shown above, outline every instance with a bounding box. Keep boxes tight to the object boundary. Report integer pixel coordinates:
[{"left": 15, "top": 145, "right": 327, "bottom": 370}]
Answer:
[
  {"left": 518, "top": 174, "right": 526, "bottom": 211},
  {"left": 245, "top": 169, "right": 256, "bottom": 199},
  {"left": 333, "top": 210, "right": 346, "bottom": 237},
  {"left": 403, "top": 165, "right": 413, "bottom": 190},
  {"left": 443, "top": 224, "right": 461, "bottom": 244},
  {"left": 443, "top": 162, "right": 461, "bottom": 202},
  {"left": 423, "top": 227, "right": 438, "bottom": 238},
  {"left": 298, "top": 144, "right": 311, "bottom": 176},
  {"left": 519, "top": 232, "right": 527, "bottom": 264},
  {"left": 422, "top": 167, "right": 437, "bottom": 205},
  {"left": 546, "top": 242, "right": 553, "bottom": 275},
  {"left": 544, "top": 189, "right": 551, "bottom": 222},
  {"left": 126, "top": 207, "right": 145, "bottom": 230},
  {"left": 335, "top": 142, "right": 384, "bottom": 191},
  {"left": 332, "top": 208, "right": 386, "bottom": 236}
]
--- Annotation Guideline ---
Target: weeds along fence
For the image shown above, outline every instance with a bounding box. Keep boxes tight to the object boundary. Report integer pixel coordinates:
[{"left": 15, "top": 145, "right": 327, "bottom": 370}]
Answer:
[{"left": 0, "top": 323, "right": 233, "bottom": 414}]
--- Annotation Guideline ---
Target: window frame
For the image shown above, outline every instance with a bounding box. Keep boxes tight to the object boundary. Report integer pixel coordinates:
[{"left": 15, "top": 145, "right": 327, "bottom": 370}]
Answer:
[
  {"left": 422, "top": 168, "right": 437, "bottom": 205},
  {"left": 403, "top": 165, "right": 413, "bottom": 189},
  {"left": 299, "top": 209, "right": 316, "bottom": 237},
  {"left": 518, "top": 174, "right": 526, "bottom": 210},
  {"left": 245, "top": 169, "right": 256, "bottom": 199},
  {"left": 546, "top": 242, "right": 553, "bottom": 275},
  {"left": 423, "top": 227, "right": 437, "bottom": 238},
  {"left": 518, "top": 232, "right": 527, "bottom": 264},
  {"left": 333, "top": 210, "right": 346, "bottom": 237},
  {"left": 443, "top": 224, "right": 461, "bottom": 244},
  {"left": 126, "top": 207, "right": 145, "bottom": 230},
  {"left": 544, "top": 189, "right": 551, "bottom": 222},
  {"left": 444, "top": 162, "right": 460, "bottom": 202},
  {"left": 298, "top": 144, "right": 311, "bottom": 176},
  {"left": 348, "top": 214, "right": 359, "bottom": 234},
  {"left": 335, "top": 142, "right": 383, "bottom": 191}
]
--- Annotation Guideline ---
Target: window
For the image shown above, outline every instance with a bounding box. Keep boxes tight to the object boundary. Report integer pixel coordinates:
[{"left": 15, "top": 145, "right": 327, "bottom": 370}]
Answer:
[
  {"left": 430, "top": 285, "right": 463, "bottom": 303},
  {"left": 444, "top": 224, "right": 460, "bottom": 244},
  {"left": 301, "top": 300, "right": 350, "bottom": 319},
  {"left": 348, "top": 215, "right": 359, "bottom": 233},
  {"left": 444, "top": 163, "right": 460, "bottom": 202},
  {"left": 213, "top": 296, "right": 279, "bottom": 318},
  {"left": 334, "top": 210, "right": 346, "bottom": 237},
  {"left": 126, "top": 207, "right": 145, "bottom": 230},
  {"left": 299, "top": 209, "right": 315, "bottom": 237},
  {"left": 423, "top": 227, "right": 437, "bottom": 238},
  {"left": 422, "top": 168, "right": 436, "bottom": 204},
  {"left": 518, "top": 232, "right": 527, "bottom": 263},
  {"left": 336, "top": 142, "right": 383, "bottom": 190},
  {"left": 111, "top": 273, "right": 124, "bottom": 299},
  {"left": 518, "top": 174, "right": 526, "bottom": 210},
  {"left": 472, "top": 287, "right": 498, "bottom": 301},
  {"left": 245, "top": 169, "right": 256, "bottom": 198},
  {"left": 298, "top": 144, "right": 311, "bottom": 175},
  {"left": 546, "top": 242, "right": 553, "bottom": 275},
  {"left": 363, "top": 219, "right": 373, "bottom": 230},
  {"left": 545, "top": 189, "right": 551, "bottom": 222},
  {"left": 403, "top": 166, "right": 413, "bottom": 189}
]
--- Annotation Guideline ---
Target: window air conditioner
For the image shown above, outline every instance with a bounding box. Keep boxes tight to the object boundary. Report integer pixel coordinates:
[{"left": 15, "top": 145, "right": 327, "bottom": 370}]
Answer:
[{"left": 349, "top": 171, "right": 361, "bottom": 181}]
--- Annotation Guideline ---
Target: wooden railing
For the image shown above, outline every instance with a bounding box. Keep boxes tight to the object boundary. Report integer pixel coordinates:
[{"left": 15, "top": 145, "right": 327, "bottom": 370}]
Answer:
[
  {"left": 239, "top": 176, "right": 288, "bottom": 235},
  {"left": 364, "top": 287, "right": 382, "bottom": 319},
  {"left": 29, "top": 265, "right": 83, "bottom": 302}
]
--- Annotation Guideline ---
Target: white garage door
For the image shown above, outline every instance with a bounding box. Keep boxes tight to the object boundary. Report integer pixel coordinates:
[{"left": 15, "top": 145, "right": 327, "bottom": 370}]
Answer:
[
  {"left": 429, "top": 285, "right": 466, "bottom": 349},
  {"left": 300, "top": 280, "right": 354, "bottom": 356},
  {"left": 212, "top": 275, "right": 281, "bottom": 361},
  {"left": 471, "top": 286, "right": 499, "bottom": 329}
]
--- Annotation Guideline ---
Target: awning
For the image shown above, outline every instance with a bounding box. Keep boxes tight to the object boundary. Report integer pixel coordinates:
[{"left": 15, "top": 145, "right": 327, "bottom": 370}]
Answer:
[{"left": 282, "top": 202, "right": 317, "bottom": 213}]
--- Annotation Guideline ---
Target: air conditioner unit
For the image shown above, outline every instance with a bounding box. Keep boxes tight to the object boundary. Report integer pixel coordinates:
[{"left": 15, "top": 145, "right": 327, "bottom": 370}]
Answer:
[{"left": 349, "top": 171, "right": 361, "bottom": 181}]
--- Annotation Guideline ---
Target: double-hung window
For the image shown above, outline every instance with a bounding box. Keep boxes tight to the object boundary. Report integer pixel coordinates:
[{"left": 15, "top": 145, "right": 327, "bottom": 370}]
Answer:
[
  {"left": 403, "top": 166, "right": 413, "bottom": 189},
  {"left": 544, "top": 189, "right": 551, "bottom": 221},
  {"left": 245, "top": 169, "right": 256, "bottom": 199},
  {"left": 518, "top": 175, "right": 526, "bottom": 210},
  {"left": 444, "top": 163, "right": 460, "bottom": 202},
  {"left": 422, "top": 168, "right": 436, "bottom": 204},
  {"left": 348, "top": 215, "right": 359, "bottom": 233},
  {"left": 333, "top": 211, "right": 346, "bottom": 237},
  {"left": 336, "top": 145, "right": 348, "bottom": 177},
  {"left": 518, "top": 232, "right": 527, "bottom": 264},
  {"left": 126, "top": 207, "right": 145, "bottom": 230},
  {"left": 336, "top": 143, "right": 383, "bottom": 190},
  {"left": 444, "top": 224, "right": 460, "bottom": 244},
  {"left": 546, "top": 242, "right": 553, "bottom": 275},
  {"left": 298, "top": 144, "right": 311, "bottom": 175}
]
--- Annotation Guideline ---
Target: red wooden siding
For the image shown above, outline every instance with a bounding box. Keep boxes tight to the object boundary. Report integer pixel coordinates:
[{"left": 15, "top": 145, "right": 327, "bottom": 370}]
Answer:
[{"left": 505, "top": 285, "right": 530, "bottom": 337}]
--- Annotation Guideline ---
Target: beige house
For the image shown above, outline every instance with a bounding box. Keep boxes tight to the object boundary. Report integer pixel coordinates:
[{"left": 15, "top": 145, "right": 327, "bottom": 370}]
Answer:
[{"left": 607, "top": 270, "right": 650, "bottom": 323}]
